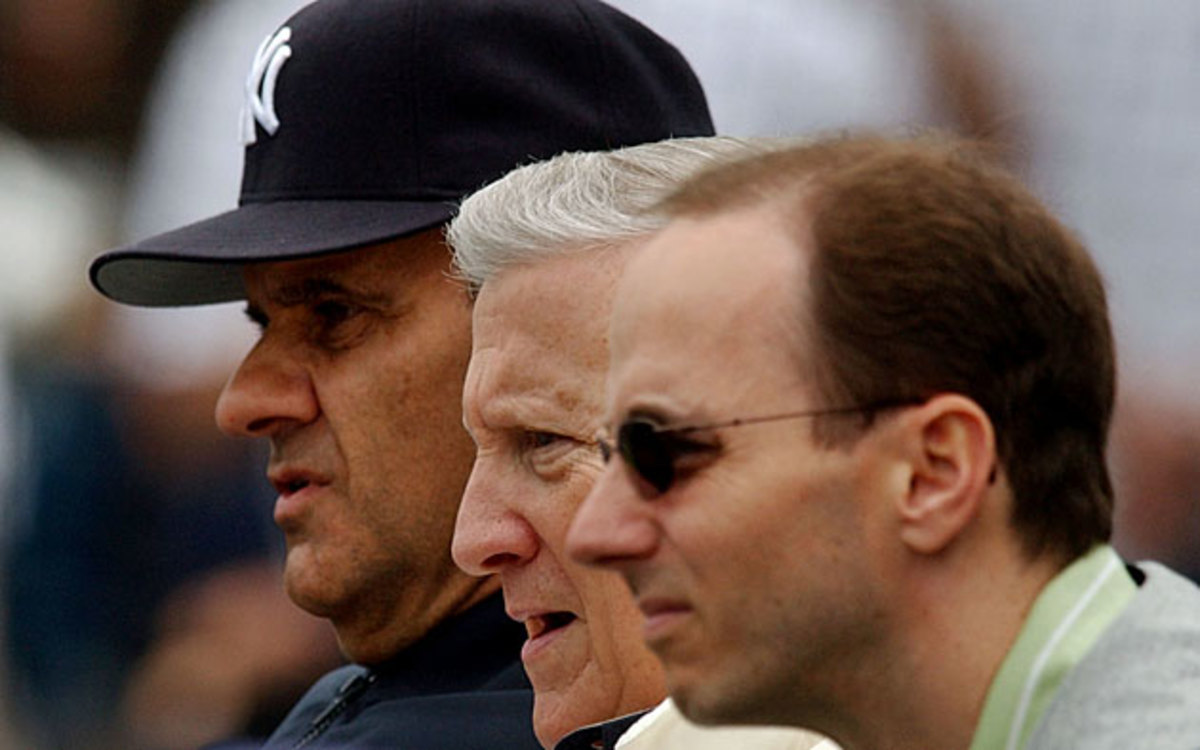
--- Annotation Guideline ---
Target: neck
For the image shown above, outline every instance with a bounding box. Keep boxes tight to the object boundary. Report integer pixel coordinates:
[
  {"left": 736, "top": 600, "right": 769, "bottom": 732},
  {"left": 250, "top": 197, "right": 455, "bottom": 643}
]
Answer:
[
  {"left": 336, "top": 573, "right": 502, "bottom": 665},
  {"left": 832, "top": 540, "right": 1062, "bottom": 750}
]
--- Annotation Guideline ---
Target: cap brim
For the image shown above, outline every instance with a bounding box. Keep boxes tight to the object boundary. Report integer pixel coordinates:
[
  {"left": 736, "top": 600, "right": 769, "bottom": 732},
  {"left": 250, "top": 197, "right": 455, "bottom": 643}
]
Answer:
[{"left": 91, "top": 199, "right": 457, "bottom": 306}]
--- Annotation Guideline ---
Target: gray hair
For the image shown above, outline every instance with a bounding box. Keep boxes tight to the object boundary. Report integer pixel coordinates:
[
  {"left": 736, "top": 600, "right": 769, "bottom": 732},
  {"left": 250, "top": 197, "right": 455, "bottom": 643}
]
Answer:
[{"left": 448, "top": 136, "right": 775, "bottom": 292}]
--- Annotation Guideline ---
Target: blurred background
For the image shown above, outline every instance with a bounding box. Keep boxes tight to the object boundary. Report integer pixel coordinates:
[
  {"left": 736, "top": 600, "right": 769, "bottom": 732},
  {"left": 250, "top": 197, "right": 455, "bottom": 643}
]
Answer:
[{"left": 1, "top": 0, "right": 1197, "bottom": 748}]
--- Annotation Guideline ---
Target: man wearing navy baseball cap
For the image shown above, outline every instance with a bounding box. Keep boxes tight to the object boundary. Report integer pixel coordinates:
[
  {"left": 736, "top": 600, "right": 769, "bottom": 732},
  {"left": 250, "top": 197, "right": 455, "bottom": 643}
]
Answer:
[{"left": 89, "top": 0, "right": 712, "bottom": 746}]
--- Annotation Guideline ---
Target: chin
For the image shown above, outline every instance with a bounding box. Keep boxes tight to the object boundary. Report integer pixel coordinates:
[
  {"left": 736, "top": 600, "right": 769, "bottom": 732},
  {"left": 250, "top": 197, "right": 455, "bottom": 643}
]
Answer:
[
  {"left": 668, "top": 668, "right": 736, "bottom": 726},
  {"left": 282, "top": 556, "right": 343, "bottom": 620},
  {"left": 532, "top": 695, "right": 593, "bottom": 750},
  {"left": 533, "top": 720, "right": 563, "bottom": 750},
  {"left": 673, "top": 675, "right": 779, "bottom": 729}
]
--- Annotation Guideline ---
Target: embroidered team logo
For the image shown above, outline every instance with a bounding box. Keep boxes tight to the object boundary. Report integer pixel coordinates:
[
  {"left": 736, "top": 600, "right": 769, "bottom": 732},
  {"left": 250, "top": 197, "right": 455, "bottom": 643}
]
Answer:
[{"left": 241, "top": 26, "right": 292, "bottom": 145}]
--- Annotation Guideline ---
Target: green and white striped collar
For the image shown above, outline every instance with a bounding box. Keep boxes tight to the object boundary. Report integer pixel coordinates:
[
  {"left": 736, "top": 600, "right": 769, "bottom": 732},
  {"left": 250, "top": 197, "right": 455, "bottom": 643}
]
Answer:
[{"left": 969, "top": 544, "right": 1135, "bottom": 750}]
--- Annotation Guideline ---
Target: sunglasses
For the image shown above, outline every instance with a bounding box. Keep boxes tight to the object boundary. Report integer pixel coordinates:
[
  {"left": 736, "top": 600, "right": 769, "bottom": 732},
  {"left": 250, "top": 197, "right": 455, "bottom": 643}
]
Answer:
[{"left": 597, "top": 398, "right": 919, "bottom": 496}]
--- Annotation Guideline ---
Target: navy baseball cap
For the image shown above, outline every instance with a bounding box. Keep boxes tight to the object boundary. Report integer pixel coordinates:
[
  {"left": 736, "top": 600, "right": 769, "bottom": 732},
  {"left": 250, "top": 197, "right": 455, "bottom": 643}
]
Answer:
[{"left": 90, "top": 0, "right": 712, "bottom": 306}]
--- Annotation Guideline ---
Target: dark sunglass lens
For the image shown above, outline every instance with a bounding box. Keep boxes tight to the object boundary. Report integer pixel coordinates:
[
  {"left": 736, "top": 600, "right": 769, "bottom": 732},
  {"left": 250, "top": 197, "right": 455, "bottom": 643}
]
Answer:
[{"left": 619, "top": 420, "right": 674, "bottom": 495}]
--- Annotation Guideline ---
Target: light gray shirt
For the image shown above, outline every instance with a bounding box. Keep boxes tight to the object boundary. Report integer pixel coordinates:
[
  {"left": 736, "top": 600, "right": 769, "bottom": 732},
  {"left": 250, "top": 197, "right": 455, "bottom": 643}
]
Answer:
[{"left": 1027, "top": 562, "right": 1200, "bottom": 749}]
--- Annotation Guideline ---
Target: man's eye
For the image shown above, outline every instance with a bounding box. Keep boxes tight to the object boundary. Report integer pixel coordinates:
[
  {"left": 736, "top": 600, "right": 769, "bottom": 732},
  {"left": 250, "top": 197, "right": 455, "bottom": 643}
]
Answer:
[
  {"left": 313, "top": 300, "right": 358, "bottom": 326},
  {"left": 519, "top": 430, "right": 584, "bottom": 480},
  {"left": 661, "top": 434, "right": 720, "bottom": 481},
  {"left": 521, "top": 431, "right": 564, "bottom": 452},
  {"left": 309, "top": 299, "right": 374, "bottom": 349}
]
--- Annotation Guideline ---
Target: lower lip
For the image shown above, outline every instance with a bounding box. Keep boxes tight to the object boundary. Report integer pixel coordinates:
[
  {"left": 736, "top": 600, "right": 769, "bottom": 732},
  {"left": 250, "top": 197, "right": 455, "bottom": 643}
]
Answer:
[
  {"left": 521, "top": 619, "right": 577, "bottom": 663},
  {"left": 273, "top": 485, "right": 321, "bottom": 526},
  {"left": 642, "top": 607, "right": 691, "bottom": 644}
]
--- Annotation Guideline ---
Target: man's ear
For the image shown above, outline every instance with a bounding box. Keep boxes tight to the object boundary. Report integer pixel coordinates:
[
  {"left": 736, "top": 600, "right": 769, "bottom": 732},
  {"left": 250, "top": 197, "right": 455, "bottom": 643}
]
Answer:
[{"left": 897, "top": 394, "right": 996, "bottom": 555}]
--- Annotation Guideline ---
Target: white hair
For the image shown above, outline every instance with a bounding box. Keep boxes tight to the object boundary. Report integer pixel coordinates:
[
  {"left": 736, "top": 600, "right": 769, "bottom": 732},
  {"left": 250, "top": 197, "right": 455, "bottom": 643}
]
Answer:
[{"left": 448, "top": 136, "right": 777, "bottom": 291}]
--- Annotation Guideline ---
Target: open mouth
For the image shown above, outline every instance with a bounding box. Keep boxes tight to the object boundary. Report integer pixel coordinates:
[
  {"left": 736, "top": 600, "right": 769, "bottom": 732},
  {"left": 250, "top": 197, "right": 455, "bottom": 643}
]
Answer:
[
  {"left": 525, "top": 611, "right": 577, "bottom": 641},
  {"left": 285, "top": 478, "right": 310, "bottom": 494}
]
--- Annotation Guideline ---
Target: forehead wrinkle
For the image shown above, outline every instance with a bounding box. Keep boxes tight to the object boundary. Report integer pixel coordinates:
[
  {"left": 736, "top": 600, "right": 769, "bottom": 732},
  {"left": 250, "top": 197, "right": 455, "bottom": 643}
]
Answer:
[
  {"left": 473, "top": 322, "right": 605, "bottom": 438},
  {"left": 475, "top": 358, "right": 601, "bottom": 439},
  {"left": 472, "top": 253, "right": 621, "bottom": 442}
]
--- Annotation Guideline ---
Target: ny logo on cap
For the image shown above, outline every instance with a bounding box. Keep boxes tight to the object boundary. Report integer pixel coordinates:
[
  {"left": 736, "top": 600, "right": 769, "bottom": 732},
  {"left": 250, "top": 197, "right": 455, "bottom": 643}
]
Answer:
[{"left": 241, "top": 27, "right": 292, "bottom": 146}]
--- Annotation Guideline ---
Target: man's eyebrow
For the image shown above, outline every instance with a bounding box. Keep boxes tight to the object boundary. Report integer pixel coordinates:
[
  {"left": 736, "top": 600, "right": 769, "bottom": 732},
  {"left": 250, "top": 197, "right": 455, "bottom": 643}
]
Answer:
[{"left": 270, "top": 277, "right": 389, "bottom": 307}]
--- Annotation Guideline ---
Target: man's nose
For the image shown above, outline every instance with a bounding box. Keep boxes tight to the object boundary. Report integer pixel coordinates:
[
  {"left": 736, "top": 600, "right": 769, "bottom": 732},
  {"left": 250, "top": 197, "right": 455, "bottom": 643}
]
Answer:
[
  {"left": 452, "top": 459, "right": 539, "bottom": 576},
  {"left": 215, "top": 337, "right": 319, "bottom": 438},
  {"left": 566, "top": 461, "right": 659, "bottom": 569}
]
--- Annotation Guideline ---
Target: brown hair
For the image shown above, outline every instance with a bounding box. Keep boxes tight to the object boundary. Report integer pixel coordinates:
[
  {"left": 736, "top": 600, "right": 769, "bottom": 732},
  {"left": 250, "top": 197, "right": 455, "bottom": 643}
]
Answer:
[{"left": 659, "top": 133, "right": 1115, "bottom": 562}]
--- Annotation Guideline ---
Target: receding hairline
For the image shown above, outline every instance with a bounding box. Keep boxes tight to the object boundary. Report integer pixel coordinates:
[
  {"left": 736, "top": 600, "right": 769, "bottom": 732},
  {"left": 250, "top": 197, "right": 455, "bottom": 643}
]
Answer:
[{"left": 653, "top": 132, "right": 1007, "bottom": 220}]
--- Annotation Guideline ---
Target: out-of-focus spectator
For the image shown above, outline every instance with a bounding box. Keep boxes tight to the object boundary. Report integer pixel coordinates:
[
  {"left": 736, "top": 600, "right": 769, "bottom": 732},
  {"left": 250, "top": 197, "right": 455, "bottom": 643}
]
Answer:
[
  {"left": 0, "top": 121, "right": 118, "bottom": 750},
  {"left": 1110, "top": 395, "right": 1200, "bottom": 581},
  {"left": 607, "top": 0, "right": 936, "bottom": 135},
  {"left": 0, "top": 0, "right": 191, "bottom": 155},
  {"left": 1, "top": 1, "right": 315, "bottom": 748},
  {"left": 1, "top": 112, "right": 123, "bottom": 750},
  {"left": 117, "top": 563, "right": 339, "bottom": 750},
  {"left": 608, "top": 0, "right": 1020, "bottom": 151},
  {"left": 939, "top": 0, "right": 1200, "bottom": 577}
]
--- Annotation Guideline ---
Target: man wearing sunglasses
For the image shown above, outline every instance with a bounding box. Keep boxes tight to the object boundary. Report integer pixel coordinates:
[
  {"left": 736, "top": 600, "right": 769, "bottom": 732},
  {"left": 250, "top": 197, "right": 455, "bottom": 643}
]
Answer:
[
  {"left": 568, "top": 134, "right": 1200, "bottom": 750},
  {"left": 448, "top": 137, "right": 834, "bottom": 750}
]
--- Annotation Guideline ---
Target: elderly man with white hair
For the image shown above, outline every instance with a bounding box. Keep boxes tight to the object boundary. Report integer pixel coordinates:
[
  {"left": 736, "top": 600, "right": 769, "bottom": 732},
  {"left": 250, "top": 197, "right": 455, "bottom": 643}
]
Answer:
[{"left": 448, "top": 136, "right": 838, "bottom": 750}]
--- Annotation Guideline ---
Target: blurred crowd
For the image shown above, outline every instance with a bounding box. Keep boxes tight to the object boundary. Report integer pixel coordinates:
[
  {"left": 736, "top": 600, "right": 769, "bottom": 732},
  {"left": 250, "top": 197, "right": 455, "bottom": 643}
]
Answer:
[{"left": 1, "top": 0, "right": 1196, "bottom": 748}]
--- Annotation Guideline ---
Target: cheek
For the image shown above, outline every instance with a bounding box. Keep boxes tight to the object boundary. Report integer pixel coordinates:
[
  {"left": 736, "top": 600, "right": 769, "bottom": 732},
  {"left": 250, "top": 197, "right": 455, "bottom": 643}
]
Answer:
[
  {"left": 354, "top": 290, "right": 473, "bottom": 430},
  {"left": 663, "top": 470, "right": 771, "bottom": 568},
  {"left": 668, "top": 460, "right": 854, "bottom": 604},
  {"left": 573, "top": 568, "right": 638, "bottom": 645},
  {"left": 331, "top": 346, "right": 475, "bottom": 542},
  {"left": 374, "top": 308, "right": 472, "bottom": 435},
  {"left": 600, "top": 585, "right": 661, "bottom": 679},
  {"left": 568, "top": 568, "right": 665, "bottom": 710},
  {"left": 547, "top": 475, "right": 650, "bottom": 649},
  {"left": 542, "top": 468, "right": 596, "bottom": 539}
]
